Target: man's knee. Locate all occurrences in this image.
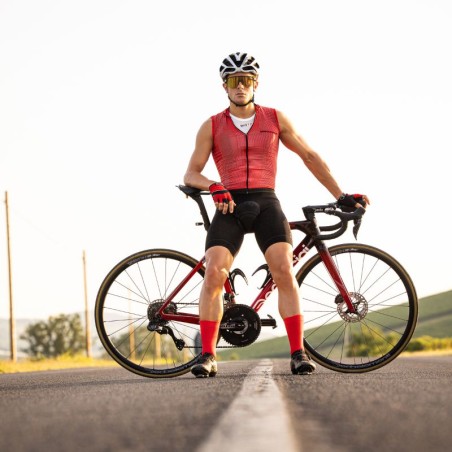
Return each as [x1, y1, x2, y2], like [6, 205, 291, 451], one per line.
[203, 261, 230, 293]
[271, 262, 294, 286]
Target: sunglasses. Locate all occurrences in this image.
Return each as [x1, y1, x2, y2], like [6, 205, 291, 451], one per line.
[225, 75, 256, 89]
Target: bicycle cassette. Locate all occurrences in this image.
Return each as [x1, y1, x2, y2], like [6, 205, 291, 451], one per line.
[219, 304, 261, 347]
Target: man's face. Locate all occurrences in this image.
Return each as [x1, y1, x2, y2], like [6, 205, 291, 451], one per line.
[223, 72, 258, 106]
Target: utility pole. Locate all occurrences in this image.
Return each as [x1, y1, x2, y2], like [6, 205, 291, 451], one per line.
[5, 191, 17, 362]
[82, 250, 92, 358]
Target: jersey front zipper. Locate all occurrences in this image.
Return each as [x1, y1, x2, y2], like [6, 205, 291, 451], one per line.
[245, 133, 249, 192]
[242, 119, 256, 193]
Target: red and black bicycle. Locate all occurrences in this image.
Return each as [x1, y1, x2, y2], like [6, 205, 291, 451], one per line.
[95, 185, 418, 377]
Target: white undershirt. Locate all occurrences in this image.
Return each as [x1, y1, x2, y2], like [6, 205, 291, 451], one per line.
[230, 113, 255, 134]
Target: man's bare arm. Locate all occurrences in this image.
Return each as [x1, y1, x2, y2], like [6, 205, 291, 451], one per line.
[183, 118, 216, 190]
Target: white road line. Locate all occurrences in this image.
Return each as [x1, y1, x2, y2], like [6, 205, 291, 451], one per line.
[196, 359, 300, 452]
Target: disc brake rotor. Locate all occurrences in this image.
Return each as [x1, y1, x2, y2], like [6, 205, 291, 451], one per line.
[335, 292, 368, 322]
[220, 304, 261, 347]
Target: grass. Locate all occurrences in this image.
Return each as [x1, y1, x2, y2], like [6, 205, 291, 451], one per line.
[0, 355, 117, 374]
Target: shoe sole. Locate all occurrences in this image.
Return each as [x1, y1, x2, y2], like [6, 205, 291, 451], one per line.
[292, 369, 314, 375]
[193, 372, 217, 378]
[191, 366, 217, 378]
[291, 365, 316, 375]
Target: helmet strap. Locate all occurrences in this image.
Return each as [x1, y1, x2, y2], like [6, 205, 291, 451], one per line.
[227, 91, 255, 108]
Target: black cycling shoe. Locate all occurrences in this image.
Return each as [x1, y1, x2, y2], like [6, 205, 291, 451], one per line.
[290, 349, 316, 375]
[191, 353, 218, 378]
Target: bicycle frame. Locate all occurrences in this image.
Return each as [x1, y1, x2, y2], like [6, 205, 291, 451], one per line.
[157, 218, 357, 325]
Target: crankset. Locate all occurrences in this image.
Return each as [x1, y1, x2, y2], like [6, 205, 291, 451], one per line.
[219, 304, 261, 347]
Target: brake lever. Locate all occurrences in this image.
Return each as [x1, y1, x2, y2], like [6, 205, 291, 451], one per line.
[352, 218, 362, 240]
[351, 206, 366, 239]
[330, 206, 365, 239]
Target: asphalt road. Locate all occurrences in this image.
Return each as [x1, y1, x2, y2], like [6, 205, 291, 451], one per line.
[1, 356, 451, 452]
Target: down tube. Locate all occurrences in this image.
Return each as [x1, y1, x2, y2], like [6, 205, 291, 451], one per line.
[250, 279, 278, 312]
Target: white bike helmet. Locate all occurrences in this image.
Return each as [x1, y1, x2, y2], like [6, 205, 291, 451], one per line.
[219, 52, 260, 81]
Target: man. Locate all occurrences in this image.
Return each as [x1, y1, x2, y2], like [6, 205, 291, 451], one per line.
[184, 52, 369, 378]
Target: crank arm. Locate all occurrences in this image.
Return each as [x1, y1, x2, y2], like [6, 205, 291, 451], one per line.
[220, 321, 246, 331]
[260, 314, 277, 329]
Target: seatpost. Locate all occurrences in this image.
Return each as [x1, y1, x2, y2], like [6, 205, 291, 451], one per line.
[191, 193, 211, 231]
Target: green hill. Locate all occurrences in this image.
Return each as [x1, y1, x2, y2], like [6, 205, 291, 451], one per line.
[219, 289, 452, 361]
[410, 290, 452, 338]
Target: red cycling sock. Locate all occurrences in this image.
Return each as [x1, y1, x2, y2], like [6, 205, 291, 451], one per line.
[200, 320, 220, 356]
[283, 314, 303, 354]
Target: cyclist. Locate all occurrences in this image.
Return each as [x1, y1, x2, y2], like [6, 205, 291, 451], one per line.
[183, 52, 369, 377]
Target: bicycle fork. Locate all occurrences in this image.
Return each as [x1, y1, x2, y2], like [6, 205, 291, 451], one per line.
[293, 235, 357, 314]
[317, 245, 357, 314]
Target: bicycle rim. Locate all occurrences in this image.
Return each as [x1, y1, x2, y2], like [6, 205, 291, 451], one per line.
[297, 243, 418, 373]
[95, 249, 204, 378]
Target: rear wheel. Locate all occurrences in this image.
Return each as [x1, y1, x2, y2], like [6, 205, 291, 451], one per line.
[95, 249, 204, 378]
[297, 244, 418, 373]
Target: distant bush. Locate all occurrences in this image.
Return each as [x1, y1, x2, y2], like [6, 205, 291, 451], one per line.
[406, 336, 452, 352]
[347, 329, 399, 357]
[347, 329, 452, 356]
[20, 313, 85, 359]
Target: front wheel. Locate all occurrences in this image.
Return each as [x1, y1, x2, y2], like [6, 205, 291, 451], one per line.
[95, 249, 205, 378]
[297, 244, 418, 373]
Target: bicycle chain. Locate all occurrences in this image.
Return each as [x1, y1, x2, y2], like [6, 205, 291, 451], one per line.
[170, 302, 256, 348]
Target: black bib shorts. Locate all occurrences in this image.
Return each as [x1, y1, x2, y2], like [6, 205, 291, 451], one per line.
[205, 189, 293, 257]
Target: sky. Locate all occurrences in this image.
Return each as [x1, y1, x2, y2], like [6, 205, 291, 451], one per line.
[1, 0, 451, 331]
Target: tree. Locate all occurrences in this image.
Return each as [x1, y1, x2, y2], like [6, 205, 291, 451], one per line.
[20, 313, 85, 358]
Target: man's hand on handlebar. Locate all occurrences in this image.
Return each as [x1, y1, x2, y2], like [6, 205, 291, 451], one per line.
[209, 182, 236, 214]
[337, 193, 371, 212]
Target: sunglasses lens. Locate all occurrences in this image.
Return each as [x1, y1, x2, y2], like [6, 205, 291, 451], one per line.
[226, 76, 254, 88]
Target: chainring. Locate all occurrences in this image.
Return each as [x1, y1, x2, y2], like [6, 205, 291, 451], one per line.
[219, 304, 261, 347]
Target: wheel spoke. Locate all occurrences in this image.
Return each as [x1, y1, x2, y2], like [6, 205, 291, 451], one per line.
[95, 250, 204, 377]
[299, 244, 418, 372]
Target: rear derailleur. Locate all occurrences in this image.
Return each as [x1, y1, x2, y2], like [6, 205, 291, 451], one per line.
[147, 300, 185, 350]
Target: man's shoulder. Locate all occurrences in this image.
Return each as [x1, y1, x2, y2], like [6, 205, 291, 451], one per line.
[255, 105, 281, 130]
[255, 104, 275, 112]
[256, 104, 280, 119]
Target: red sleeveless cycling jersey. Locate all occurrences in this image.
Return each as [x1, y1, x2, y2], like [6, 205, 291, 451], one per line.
[211, 105, 280, 190]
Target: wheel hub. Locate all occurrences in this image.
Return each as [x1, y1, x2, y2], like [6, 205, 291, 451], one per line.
[147, 300, 177, 327]
[335, 292, 368, 322]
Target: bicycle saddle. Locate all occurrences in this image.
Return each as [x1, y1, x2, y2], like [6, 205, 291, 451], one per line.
[235, 201, 260, 232]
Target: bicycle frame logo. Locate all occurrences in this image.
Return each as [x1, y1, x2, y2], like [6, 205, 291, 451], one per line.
[251, 244, 311, 311]
[293, 244, 311, 263]
[252, 282, 278, 311]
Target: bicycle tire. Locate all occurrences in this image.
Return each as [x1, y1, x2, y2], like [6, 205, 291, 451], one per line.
[95, 249, 205, 378]
[296, 243, 418, 373]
